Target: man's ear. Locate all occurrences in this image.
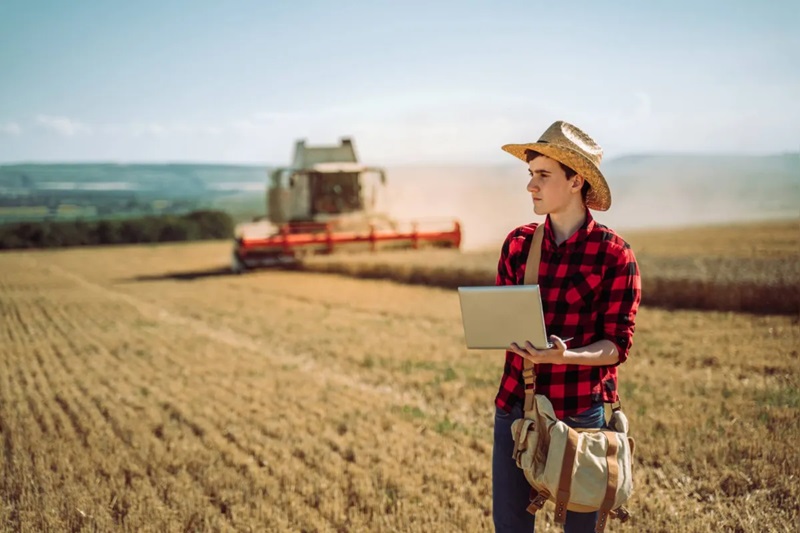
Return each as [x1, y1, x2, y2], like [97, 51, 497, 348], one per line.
[572, 175, 585, 193]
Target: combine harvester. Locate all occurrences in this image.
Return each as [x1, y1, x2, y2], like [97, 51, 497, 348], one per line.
[232, 138, 462, 272]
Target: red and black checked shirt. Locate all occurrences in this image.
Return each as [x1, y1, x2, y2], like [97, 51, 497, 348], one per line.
[494, 210, 642, 419]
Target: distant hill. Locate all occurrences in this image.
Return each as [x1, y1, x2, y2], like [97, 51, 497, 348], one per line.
[603, 152, 799, 195]
[0, 163, 270, 196]
[0, 163, 272, 224]
[0, 155, 796, 241]
[599, 153, 799, 231]
[2, 154, 795, 195]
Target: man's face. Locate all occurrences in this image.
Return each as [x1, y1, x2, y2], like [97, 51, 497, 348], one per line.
[526, 155, 579, 216]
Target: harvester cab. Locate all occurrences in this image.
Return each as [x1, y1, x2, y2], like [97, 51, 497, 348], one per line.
[232, 138, 461, 272]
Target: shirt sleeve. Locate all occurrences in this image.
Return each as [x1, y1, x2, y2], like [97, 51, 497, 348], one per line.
[495, 228, 519, 286]
[600, 245, 642, 365]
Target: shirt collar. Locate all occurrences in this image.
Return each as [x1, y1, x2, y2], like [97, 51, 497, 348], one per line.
[543, 209, 595, 251]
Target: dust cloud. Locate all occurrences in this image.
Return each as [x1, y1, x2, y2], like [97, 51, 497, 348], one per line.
[382, 164, 799, 252]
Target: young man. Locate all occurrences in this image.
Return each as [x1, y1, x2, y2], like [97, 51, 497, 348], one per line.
[492, 121, 641, 533]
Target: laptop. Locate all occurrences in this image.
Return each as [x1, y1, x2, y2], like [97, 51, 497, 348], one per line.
[457, 285, 552, 350]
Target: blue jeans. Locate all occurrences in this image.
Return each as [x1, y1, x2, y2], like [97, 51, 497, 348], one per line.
[492, 401, 606, 533]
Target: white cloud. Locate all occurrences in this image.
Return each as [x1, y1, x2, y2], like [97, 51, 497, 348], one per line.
[0, 122, 22, 135]
[229, 110, 321, 134]
[199, 125, 222, 135]
[632, 92, 653, 122]
[36, 115, 92, 136]
[130, 123, 168, 138]
[35, 115, 224, 139]
[95, 121, 222, 138]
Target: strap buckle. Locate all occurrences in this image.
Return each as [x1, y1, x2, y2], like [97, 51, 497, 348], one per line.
[525, 491, 548, 515]
[612, 506, 631, 523]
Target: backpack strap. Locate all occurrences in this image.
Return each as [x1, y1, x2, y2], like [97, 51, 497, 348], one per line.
[595, 431, 621, 533]
[523, 223, 545, 286]
[521, 223, 545, 414]
[554, 428, 580, 524]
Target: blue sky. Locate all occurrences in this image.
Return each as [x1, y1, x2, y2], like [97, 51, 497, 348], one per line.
[1, 0, 798, 164]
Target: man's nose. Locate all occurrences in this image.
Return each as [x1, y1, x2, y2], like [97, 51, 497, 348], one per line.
[526, 178, 538, 192]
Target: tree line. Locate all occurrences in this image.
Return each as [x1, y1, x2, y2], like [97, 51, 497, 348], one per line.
[0, 210, 233, 250]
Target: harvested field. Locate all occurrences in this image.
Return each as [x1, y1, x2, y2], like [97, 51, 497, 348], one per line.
[300, 219, 800, 314]
[0, 222, 798, 532]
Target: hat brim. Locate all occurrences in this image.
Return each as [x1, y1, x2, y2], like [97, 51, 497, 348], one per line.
[501, 142, 611, 211]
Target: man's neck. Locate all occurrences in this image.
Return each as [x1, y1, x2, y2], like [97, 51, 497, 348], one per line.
[549, 203, 587, 246]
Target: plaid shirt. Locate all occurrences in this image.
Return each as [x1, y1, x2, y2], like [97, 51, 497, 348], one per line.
[494, 210, 642, 419]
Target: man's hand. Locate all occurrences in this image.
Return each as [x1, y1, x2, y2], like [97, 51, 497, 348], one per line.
[509, 335, 569, 365]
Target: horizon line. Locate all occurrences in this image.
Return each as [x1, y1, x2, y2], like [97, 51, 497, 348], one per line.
[1, 150, 798, 168]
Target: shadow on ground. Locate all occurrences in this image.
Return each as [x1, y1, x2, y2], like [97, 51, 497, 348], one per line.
[120, 267, 243, 282]
[120, 262, 305, 283]
[119, 267, 285, 282]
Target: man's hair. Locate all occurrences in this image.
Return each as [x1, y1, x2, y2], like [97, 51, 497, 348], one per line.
[525, 149, 590, 201]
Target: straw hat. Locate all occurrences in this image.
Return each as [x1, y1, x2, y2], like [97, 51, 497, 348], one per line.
[501, 121, 611, 211]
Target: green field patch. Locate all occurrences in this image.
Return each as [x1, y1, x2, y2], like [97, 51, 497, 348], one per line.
[755, 386, 800, 409]
[0, 206, 49, 216]
[393, 404, 425, 419]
